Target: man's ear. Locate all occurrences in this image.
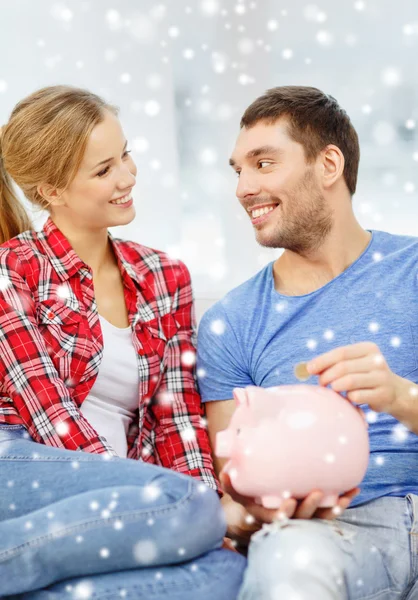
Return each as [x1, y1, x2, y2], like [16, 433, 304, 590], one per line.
[321, 144, 345, 190]
[37, 184, 66, 207]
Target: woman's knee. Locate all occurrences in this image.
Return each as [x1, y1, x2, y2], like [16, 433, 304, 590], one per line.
[170, 478, 227, 556]
[81, 471, 226, 559]
[113, 465, 226, 551]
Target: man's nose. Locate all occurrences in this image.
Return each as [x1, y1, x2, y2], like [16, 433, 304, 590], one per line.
[236, 171, 261, 200]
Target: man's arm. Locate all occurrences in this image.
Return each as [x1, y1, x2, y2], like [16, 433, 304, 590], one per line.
[205, 398, 236, 476]
[385, 375, 418, 434]
[206, 398, 264, 544]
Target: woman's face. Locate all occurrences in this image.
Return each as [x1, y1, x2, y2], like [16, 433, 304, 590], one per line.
[49, 110, 137, 231]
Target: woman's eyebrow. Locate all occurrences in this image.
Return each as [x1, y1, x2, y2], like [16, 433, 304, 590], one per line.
[91, 140, 128, 170]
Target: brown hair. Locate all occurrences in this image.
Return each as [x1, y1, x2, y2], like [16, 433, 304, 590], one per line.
[0, 85, 118, 244]
[240, 86, 360, 195]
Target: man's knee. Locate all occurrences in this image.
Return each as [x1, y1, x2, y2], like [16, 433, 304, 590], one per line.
[239, 520, 347, 600]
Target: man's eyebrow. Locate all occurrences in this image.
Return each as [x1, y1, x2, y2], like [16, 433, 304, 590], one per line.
[229, 145, 281, 167]
[91, 140, 128, 170]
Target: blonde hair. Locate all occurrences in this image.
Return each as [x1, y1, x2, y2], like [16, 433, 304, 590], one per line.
[0, 85, 118, 244]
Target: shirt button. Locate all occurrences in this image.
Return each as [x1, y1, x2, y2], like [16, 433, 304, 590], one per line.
[138, 348, 145, 356]
[47, 311, 55, 319]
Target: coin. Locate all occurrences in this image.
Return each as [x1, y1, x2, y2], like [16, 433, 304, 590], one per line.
[294, 362, 310, 381]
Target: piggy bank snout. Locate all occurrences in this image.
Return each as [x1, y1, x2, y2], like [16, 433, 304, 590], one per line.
[216, 430, 236, 457]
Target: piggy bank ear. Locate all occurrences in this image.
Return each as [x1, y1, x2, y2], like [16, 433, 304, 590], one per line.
[233, 387, 248, 407]
[246, 385, 263, 406]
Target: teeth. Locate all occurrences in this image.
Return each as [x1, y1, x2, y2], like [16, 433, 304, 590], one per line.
[251, 205, 276, 219]
[111, 192, 132, 205]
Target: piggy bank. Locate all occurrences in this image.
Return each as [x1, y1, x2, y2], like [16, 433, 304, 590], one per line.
[216, 385, 369, 508]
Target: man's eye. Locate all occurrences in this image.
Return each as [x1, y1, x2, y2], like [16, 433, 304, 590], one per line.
[259, 161, 271, 168]
[235, 171, 241, 178]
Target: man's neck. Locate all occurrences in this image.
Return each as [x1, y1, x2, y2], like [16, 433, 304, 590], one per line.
[273, 221, 372, 297]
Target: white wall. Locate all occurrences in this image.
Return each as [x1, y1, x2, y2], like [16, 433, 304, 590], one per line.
[1, 0, 417, 309]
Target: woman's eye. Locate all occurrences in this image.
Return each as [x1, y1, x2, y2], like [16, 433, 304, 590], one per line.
[97, 166, 110, 177]
[97, 151, 131, 177]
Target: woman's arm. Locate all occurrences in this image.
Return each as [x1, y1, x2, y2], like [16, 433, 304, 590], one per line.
[0, 247, 115, 454]
[150, 260, 221, 494]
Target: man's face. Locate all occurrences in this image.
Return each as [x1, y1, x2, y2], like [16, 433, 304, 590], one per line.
[229, 119, 333, 253]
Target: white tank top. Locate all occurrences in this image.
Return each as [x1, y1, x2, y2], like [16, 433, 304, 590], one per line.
[80, 315, 139, 457]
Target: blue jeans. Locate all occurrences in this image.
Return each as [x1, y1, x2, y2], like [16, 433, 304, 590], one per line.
[0, 425, 246, 599]
[238, 494, 418, 599]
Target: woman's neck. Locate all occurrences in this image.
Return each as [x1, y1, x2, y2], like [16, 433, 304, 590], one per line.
[51, 217, 117, 275]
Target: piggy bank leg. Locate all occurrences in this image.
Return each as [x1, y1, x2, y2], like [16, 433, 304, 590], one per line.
[318, 493, 339, 508]
[261, 495, 283, 509]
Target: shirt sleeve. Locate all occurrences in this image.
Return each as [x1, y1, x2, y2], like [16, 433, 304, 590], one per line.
[150, 260, 221, 494]
[196, 301, 254, 402]
[0, 248, 115, 455]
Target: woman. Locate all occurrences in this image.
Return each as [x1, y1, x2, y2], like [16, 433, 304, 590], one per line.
[0, 85, 245, 598]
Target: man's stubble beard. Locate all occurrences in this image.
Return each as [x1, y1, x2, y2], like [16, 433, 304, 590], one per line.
[255, 168, 333, 254]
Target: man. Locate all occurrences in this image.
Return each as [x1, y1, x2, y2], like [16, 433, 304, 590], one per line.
[197, 86, 418, 599]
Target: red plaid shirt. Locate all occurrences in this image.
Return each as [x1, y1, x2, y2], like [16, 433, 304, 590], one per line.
[0, 217, 219, 493]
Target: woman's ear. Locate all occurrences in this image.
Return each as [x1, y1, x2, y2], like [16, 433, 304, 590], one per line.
[321, 144, 345, 190]
[37, 184, 65, 207]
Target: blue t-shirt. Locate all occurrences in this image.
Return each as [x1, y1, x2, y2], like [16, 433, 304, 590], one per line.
[197, 230, 418, 507]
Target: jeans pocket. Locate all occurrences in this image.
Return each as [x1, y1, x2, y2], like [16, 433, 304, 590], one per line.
[406, 493, 416, 528]
[0, 424, 27, 443]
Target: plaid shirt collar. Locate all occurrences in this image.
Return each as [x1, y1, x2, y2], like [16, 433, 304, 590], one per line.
[39, 217, 146, 290]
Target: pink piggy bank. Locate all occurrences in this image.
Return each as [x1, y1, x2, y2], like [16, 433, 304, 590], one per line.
[216, 384, 369, 508]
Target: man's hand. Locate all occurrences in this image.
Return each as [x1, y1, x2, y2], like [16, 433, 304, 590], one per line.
[221, 536, 240, 552]
[307, 341, 401, 413]
[221, 495, 261, 545]
[220, 470, 359, 541]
